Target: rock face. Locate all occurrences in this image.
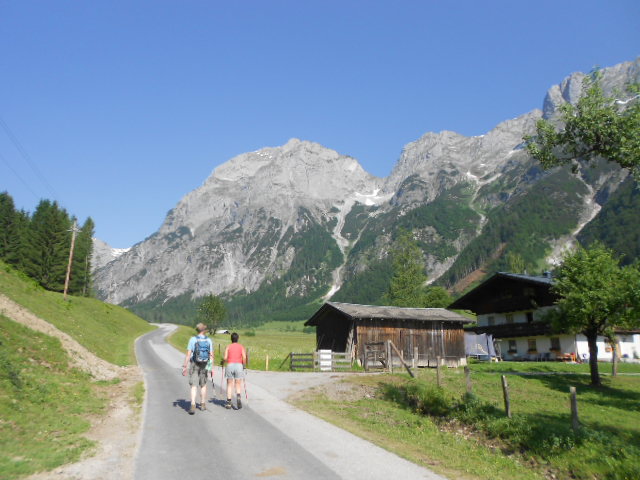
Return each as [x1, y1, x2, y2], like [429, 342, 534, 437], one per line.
[94, 59, 640, 311]
[95, 139, 385, 304]
[91, 238, 129, 271]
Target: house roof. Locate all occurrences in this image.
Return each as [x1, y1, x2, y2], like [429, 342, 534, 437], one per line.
[448, 271, 557, 313]
[305, 301, 474, 326]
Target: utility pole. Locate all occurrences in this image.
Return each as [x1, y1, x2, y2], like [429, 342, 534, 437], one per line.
[63, 220, 80, 301]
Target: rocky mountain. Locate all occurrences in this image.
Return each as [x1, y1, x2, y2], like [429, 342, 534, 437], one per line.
[93, 59, 639, 324]
[91, 238, 129, 271]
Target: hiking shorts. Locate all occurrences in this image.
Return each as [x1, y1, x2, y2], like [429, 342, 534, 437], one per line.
[188, 361, 209, 387]
[225, 363, 245, 379]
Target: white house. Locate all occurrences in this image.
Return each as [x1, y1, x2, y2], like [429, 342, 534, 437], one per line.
[449, 272, 640, 362]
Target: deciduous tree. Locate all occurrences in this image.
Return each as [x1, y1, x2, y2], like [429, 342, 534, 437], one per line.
[197, 294, 227, 334]
[550, 243, 640, 386]
[525, 72, 640, 181]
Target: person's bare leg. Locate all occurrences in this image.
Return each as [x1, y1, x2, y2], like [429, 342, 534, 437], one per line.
[235, 378, 243, 408]
[200, 384, 207, 410]
[225, 378, 233, 408]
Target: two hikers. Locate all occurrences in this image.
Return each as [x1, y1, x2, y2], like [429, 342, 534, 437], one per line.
[182, 323, 214, 415]
[223, 332, 247, 409]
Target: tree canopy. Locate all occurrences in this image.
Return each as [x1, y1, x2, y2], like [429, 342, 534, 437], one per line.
[550, 243, 640, 385]
[524, 72, 640, 181]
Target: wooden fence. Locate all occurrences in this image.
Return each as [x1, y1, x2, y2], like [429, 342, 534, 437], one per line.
[281, 351, 353, 371]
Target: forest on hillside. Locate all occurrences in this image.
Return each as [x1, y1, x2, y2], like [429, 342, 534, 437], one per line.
[0, 191, 94, 296]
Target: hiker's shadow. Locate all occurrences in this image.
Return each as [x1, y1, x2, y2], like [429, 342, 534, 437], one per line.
[173, 399, 192, 413]
[172, 397, 228, 411]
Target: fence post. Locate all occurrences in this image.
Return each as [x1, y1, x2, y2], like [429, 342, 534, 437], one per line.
[570, 386, 580, 431]
[265, 354, 269, 371]
[464, 366, 472, 395]
[387, 340, 393, 374]
[436, 356, 442, 387]
[501, 375, 511, 418]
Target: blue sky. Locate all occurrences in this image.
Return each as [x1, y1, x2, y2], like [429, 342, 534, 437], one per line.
[1, 1, 638, 248]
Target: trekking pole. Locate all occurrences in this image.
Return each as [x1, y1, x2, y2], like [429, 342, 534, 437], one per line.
[244, 368, 248, 402]
[220, 366, 225, 397]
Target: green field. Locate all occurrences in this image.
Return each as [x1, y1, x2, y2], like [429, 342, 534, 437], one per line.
[293, 361, 640, 480]
[0, 262, 154, 479]
[168, 321, 316, 370]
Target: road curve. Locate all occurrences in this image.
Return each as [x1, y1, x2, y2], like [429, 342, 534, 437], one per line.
[134, 325, 445, 480]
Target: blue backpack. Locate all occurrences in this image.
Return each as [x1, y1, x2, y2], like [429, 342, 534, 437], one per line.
[192, 337, 211, 364]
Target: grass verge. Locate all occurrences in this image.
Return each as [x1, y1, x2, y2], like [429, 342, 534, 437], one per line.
[0, 316, 108, 479]
[292, 362, 640, 480]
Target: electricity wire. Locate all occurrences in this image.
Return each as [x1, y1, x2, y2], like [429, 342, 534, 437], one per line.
[0, 116, 59, 199]
[0, 150, 41, 200]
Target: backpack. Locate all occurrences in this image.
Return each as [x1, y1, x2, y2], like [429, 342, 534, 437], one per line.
[192, 336, 211, 364]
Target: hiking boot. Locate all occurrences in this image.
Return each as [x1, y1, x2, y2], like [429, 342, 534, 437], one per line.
[236, 394, 242, 409]
[189, 403, 196, 415]
[225, 399, 232, 409]
[200, 402, 207, 411]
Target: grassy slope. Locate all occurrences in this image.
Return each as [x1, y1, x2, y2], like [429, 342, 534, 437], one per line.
[293, 362, 640, 480]
[0, 263, 154, 479]
[0, 316, 106, 479]
[0, 263, 154, 365]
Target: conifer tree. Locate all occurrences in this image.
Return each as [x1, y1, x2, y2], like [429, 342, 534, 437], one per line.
[70, 217, 95, 296]
[5, 209, 30, 269]
[383, 231, 428, 307]
[0, 192, 17, 260]
[24, 200, 72, 291]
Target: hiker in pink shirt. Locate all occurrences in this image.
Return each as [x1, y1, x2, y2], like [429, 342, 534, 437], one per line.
[223, 332, 246, 409]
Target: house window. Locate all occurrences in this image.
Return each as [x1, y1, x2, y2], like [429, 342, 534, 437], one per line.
[487, 316, 495, 326]
[506, 314, 514, 324]
[523, 287, 535, 297]
[508, 339, 517, 353]
[527, 338, 537, 352]
[526, 312, 534, 323]
[550, 337, 561, 351]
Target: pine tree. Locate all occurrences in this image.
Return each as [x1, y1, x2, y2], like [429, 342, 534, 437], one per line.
[70, 217, 95, 296]
[5, 209, 30, 269]
[383, 231, 428, 307]
[0, 192, 17, 260]
[24, 200, 72, 291]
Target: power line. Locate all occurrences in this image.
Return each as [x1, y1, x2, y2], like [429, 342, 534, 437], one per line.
[0, 150, 41, 200]
[0, 116, 59, 199]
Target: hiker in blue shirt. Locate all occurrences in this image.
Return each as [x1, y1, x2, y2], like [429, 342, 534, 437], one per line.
[182, 323, 214, 415]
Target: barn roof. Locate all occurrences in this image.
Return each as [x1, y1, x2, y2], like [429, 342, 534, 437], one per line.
[305, 301, 474, 326]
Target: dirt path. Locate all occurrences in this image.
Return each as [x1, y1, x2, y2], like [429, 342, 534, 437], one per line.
[0, 293, 143, 480]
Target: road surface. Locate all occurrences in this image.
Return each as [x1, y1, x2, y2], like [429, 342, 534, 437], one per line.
[134, 325, 445, 480]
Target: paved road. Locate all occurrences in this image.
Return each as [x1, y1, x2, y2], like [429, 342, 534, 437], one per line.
[134, 325, 445, 480]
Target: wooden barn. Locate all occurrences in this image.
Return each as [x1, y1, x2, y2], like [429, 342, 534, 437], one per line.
[305, 302, 473, 367]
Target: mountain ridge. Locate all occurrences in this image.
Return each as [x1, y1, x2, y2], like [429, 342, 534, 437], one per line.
[93, 58, 640, 324]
